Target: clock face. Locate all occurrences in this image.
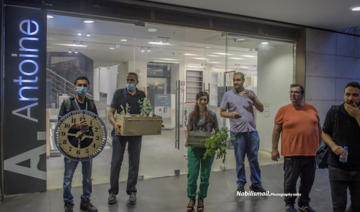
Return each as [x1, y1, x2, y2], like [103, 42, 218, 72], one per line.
[54, 110, 107, 161]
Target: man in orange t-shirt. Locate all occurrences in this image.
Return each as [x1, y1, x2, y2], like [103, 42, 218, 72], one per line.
[271, 84, 321, 212]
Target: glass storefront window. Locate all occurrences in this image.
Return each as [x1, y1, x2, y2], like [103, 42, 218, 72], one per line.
[46, 13, 295, 190]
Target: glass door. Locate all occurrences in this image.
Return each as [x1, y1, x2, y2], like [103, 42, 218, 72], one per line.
[133, 23, 186, 179]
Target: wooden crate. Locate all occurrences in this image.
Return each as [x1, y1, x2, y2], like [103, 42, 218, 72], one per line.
[115, 114, 162, 136]
[187, 131, 212, 148]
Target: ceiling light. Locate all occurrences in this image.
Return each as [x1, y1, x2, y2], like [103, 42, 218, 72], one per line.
[184, 53, 195, 56]
[77, 33, 82, 36]
[205, 47, 211, 48]
[216, 53, 232, 55]
[230, 57, 243, 60]
[83, 20, 94, 23]
[121, 39, 127, 42]
[243, 55, 255, 57]
[109, 47, 115, 50]
[68, 48, 72, 53]
[153, 60, 179, 63]
[208, 55, 219, 57]
[351, 6, 360, 11]
[75, 49, 78, 54]
[195, 58, 208, 60]
[147, 48, 151, 52]
[158, 58, 176, 60]
[236, 38, 245, 42]
[86, 34, 91, 37]
[240, 66, 249, 68]
[261, 42, 269, 45]
[47, 15, 54, 19]
[148, 41, 170, 45]
[60, 44, 87, 47]
[148, 28, 157, 32]
[209, 62, 220, 64]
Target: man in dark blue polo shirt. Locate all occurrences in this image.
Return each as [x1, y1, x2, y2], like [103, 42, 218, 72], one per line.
[107, 72, 146, 205]
[322, 82, 360, 212]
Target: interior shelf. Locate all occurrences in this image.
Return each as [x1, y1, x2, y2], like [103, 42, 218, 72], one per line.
[186, 70, 203, 101]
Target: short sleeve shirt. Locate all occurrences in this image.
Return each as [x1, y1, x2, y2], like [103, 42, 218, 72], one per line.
[187, 111, 219, 133]
[110, 88, 146, 114]
[275, 103, 320, 157]
[220, 88, 258, 132]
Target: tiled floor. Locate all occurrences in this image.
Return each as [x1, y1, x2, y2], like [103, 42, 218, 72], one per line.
[0, 164, 340, 212]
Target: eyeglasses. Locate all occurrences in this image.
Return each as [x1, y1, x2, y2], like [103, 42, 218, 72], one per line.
[289, 91, 301, 95]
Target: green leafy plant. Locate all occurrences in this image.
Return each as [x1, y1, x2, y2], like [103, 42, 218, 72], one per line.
[119, 105, 125, 115]
[200, 127, 235, 163]
[140, 98, 153, 117]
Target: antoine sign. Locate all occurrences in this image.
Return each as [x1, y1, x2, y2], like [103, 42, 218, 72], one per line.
[3, 6, 47, 195]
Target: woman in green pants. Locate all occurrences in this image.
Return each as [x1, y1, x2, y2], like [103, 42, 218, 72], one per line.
[185, 91, 219, 211]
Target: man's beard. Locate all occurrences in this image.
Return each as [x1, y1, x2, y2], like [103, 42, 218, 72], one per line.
[345, 100, 360, 107]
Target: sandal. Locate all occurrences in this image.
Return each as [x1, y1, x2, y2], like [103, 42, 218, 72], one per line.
[187, 199, 195, 211]
[197, 198, 204, 211]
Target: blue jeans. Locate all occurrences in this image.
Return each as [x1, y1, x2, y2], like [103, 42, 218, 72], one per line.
[231, 131, 262, 187]
[63, 157, 92, 204]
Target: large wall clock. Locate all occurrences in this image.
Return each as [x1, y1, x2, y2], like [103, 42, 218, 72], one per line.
[54, 110, 107, 161]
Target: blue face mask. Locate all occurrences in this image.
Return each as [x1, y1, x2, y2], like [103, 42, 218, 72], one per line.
[76, 87, 88, 97]
[126, 83, 136, 91]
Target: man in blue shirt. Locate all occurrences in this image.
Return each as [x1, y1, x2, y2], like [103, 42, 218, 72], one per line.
[220, 72, 265, 193]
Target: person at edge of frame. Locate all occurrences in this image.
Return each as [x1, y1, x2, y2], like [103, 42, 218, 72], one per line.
[322, 82, 360, 212]
[107, 72, 146, 205]
[185, 91, 219, 211]
[58, 75, 98, 212]
[272, 84, 321, 212]
[219, 72, 266, 193]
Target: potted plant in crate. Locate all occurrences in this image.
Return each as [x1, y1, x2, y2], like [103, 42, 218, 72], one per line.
[200, 127, 235, 163]
[115, 98, 163, 135]
[140, 98, 164, 128]
[140, 98, 153, 117]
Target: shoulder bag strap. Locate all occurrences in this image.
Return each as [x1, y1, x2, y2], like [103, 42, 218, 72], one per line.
[332, 105, 340, 139]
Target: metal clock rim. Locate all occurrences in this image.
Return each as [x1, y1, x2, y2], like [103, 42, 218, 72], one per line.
[54, 110, 107, 162]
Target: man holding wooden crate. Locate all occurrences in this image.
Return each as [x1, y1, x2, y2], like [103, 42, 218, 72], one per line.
[107, 72, 146, 205]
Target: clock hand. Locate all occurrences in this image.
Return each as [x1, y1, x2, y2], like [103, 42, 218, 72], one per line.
[67, 133, 77, 137]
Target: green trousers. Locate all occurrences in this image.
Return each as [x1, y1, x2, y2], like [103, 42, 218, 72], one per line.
[187, 146, 215, 199]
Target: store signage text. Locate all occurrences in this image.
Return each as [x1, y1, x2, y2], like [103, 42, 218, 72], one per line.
[3, 6, 47, 195]
[12, 19, 40, 122]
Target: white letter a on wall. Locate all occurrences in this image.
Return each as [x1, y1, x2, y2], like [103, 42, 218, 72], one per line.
[12, 102, 38, 122]
[4, 145, 46, 180]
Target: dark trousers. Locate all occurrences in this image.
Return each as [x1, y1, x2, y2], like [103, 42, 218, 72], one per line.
[283, 156, 316, 206]
[329, 166, 360, 212]
[109, 134, 142, 195]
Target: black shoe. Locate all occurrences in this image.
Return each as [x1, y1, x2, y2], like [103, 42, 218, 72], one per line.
[64, 203, 74, 212]
[80, 199, 97, 212]
[128, 192, 136, 205]
[286, 205, 297, 212]
[249, 184, 266, 192]
[108, 193, 117, 204]
[237, 186, 245, 192]
[298, 205, 316, 212]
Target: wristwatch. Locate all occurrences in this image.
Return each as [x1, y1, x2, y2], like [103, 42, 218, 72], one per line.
[251, 96, 255, 100]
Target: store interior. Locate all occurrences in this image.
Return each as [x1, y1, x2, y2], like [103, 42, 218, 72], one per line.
[46, 14, 294, 190]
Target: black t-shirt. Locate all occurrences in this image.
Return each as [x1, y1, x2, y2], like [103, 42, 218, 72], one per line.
[58, 97, 98, 120]
[110, 88, 146, 114]
[322, 104, 360, 171]
[58, 97, 98, 149]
